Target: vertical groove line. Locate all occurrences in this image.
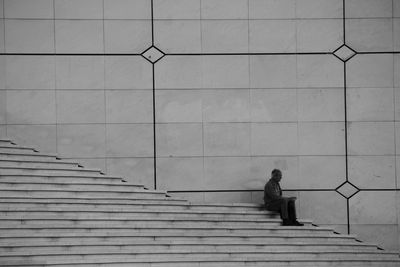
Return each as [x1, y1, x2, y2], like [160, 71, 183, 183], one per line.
[152, 63, 156, 190]
[3, 0, 7, 136]
[53, 0, 58, 154]
[343, 0, 346, 44]
[151, 0, 154, 46]
[344, 62, 348, 182]
[347, 198, 351, 234]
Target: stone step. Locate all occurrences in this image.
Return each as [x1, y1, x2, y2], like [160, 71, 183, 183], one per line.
[0, 146, 39, 154]
[2, 246, 395, 257]
[0, 188, 170, 199]
[0, 217, 308, 228]
[0, 182, 145, 191]
[0, 242, 381, 254]
[0, 141, 17, 147]
[0, 159, 82, 169]
[0, 175, 125, 184]
[1, 259, 398, 267]
[0, 211, 287, 222]
[0, 152, 62, 161]
[0, 206, 276, 217]
[0, 166, 104, 176]
[1, 251, 398, 265]
[0, 233, 367, 248]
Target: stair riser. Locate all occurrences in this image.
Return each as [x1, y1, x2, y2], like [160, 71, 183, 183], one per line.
[0, 183, 143, 192]
[0, 191, 166, 199]
[0, 148, 37, 154]
[0, 169, 101, 176]
[0, 161, 80, 169]
[0, 245, 381, 254]
[0, 212, 275, 220]
[0, 154, 59, 161]
[1, 253, 397, 264]
[0, 176, 124, 184]
[0, 142, 17, 148]
[0, 220, 285, 228]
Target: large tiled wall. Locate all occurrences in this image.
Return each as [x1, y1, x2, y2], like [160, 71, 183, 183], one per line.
[0, 0, 399, 251]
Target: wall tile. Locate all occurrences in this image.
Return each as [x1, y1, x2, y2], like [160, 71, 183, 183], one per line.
[299, 191, 347, 224]
[155, 90, 203, 123]
[298, 89, 344, 122]
[347, 55, 393, 88]
[347, 88, 394, 121]
[157, 157, 204, 190]
[202, 56, 249, 89]
[296, 0, 342, 18]
[350, 191, 396, 224]
[56, 56, 104, 90]
[105, 0, 151, 19]
[4, 0, 53, 18]
[201, 21, 248, 53]
[57, 90, 105, 124]
[0, 125, 6, 138]
[6, 124, 57, 154]
[0, 20, 4, 53]
[154, 20, 201, 53]
[396, 122, 400, 156]
[104, 20, 152, 53]
[153, 0, 200, 19]
[57, 124, 105, 158]
[395, 56, 400, 88]
[349, 156, 396, 189]
[0, 90, 5, 124]
[249, 20, 296, 53]
[250, 56, 296, 88]
[6, 56, 55, 90]
[156, 123, 203, 157]
[106, 90, 153, 123]
[250, 156, 298, 190]
[251, 123, 298, 156]
[204, 123, 250, 156]
[106, 124, 153, 157]
[55, 20, 103, 53]
[204, 157, 251, 190]
[345, 0, 392, 18]
[155, 56, 202, 89]
[346, 19, 393, 52]
[394, 19, 400, 51]
[204, 191, 252, 203]
[395, 0, 400, 17]
[249, 0, 295, 19]
[7, 90, 56, 124]
[55, 0, 102, 19]
[298, 122, 345, 155]
[396, 87, 400, 121]
[5, 20, 54, 53]
[201, 0, 248, 19]
[0, 0, 3, 19]
[348, 122, 395, 155]
[297, 19, 343, 52]
[0, 56, 4, 89]
[106, 157, 154, 188]
[351, 224, 398, 251]
[203, 90, 250, 122]
[250, 89, 297, 122]
[297, 55, 343, 88]
[298, 156, 345, 189]
[105, 57, 152, 89]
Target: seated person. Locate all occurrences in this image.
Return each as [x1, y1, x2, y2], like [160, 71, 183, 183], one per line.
[264, 169, 303, 226]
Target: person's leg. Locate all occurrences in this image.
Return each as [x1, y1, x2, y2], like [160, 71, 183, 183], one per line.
[288, 200, 303, 226]
[266, 199, 290, 225]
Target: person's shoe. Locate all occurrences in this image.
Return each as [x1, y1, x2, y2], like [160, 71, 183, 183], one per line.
[282, 219, 292, 226]
[292, 220, 304, 226]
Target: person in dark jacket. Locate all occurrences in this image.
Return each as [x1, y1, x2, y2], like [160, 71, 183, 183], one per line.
[264, 169, 303, 226]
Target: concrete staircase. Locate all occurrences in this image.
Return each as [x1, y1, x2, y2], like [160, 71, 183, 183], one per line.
[0, 138, 399, 266]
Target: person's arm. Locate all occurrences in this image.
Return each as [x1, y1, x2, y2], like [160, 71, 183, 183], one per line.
[265, 183, 283, 200]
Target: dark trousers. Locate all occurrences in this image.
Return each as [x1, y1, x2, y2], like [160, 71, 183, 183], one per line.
[265, 198, 297, 221]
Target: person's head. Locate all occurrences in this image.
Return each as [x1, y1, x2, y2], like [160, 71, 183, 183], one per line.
[271, 169, 282, 182]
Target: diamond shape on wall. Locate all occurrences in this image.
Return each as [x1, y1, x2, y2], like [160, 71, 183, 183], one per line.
[336, 181, 360, 199]
[333, 44, 357, 62]
[141, 46, 165, 64]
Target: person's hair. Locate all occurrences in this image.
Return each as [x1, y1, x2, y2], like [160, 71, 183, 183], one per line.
[271, 169, 281, 176]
